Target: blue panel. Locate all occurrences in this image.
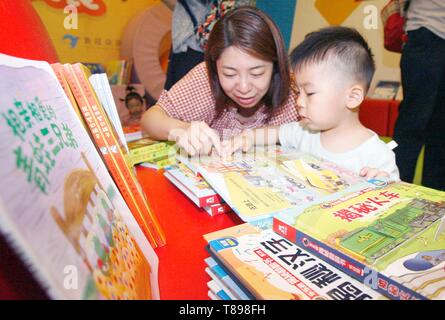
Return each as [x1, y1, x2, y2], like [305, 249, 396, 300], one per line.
[256, 0, 298, 50]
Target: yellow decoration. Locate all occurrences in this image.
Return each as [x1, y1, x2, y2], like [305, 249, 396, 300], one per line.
[314, 0, 361, 25]
[32, 0, 159, 65]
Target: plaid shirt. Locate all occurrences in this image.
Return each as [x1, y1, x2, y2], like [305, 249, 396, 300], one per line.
[158, 62, 300, 140]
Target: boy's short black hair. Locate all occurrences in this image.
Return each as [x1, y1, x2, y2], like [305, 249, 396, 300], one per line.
[290, 26, 375, 92]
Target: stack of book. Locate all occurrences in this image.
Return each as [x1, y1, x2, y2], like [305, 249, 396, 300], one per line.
[203, 223, 385, 300]
[177, 146, 445, 300]
[204, 256, 253, 300]
[273, 181, 445, 300]
[127, 137, 177, 169]
[163, 163, 232, 216]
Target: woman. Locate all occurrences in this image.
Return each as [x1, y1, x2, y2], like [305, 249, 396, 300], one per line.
[141, 6, 299, 156]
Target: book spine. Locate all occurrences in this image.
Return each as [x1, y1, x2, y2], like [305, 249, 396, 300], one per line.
[51, 63, 83, 122]
[272, 217, 425, 300]
[129, 142, 170, 155]
[204, 203, 231, 216]
[130, 147, 175, 165]
[205, 267, 238, 300]
[205, 257, 251, 300]
[199, 194, 223, 208]
[155, 157, 176, 169]
[63, 63, 165, 248]
[207, 280, 231, 300]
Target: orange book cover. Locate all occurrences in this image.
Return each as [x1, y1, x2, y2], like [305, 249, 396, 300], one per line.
[62, 63, 166, 248]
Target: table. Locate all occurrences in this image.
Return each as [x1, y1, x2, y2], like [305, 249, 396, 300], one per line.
[0, 166, 242, 300]
[136, 166, 242, 299]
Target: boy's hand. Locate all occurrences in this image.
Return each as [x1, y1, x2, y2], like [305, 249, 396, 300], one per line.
[169, 121, 222, 156]
[220, 130, 254, 158]
[360, 167, 390, 179]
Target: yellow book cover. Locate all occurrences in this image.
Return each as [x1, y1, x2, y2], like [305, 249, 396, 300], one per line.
[274, 181, 445, 300]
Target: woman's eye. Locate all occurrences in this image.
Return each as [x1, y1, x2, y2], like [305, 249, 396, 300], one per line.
[251, 73, 264, 78]
[307, 92, 315, 96]
[224, 74, 236, 78]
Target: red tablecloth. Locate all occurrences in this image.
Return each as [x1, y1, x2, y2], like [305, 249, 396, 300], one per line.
[136, 166, 242, 299]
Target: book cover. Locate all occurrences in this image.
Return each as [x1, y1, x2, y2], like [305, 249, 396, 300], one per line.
[62, 63, 165, 248]
[273, 181, 445, 300]
[106, 60, 127, 85]
[203, 223, 384, 300]
[164, 163, 222, 208]
[180, 146, 369, 227]
[0, 53, 159, 299]
[82, 62, 106, 75]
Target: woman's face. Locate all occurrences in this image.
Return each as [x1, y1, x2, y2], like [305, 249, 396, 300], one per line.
[216, 46, 273, 111]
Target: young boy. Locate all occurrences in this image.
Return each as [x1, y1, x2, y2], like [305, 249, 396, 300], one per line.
[222, 26, 400, 181]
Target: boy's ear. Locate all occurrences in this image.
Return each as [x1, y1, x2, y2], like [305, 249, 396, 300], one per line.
[345, 85, 365, 110]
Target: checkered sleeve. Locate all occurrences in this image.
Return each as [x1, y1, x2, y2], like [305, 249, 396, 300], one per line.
[157, 62, 217, 124]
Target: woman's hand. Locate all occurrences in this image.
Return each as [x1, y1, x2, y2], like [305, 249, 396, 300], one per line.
[220, 130, 255, 158]
[360, 167, 390, 179]
[169, 121, 222, 156]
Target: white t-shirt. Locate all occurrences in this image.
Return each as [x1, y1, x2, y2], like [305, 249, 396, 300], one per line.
[279, 122, 400, 181]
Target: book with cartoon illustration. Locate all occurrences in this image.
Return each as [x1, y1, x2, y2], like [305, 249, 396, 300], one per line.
[273, 181, 445, 300]
[179, 146, 371, 227]
[0, 53, 160, 299]
[204, 223, 384, 300]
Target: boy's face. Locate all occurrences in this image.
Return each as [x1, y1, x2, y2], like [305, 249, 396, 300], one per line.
[294, 62, 351, 132]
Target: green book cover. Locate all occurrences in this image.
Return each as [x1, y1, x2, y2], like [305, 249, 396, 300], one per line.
[275, 181, 445, 299]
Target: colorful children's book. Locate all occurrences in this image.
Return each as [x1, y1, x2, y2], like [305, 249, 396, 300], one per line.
[0, 53, 159, 299]
[180, 146, 370, 227]
[204, 223, 384, 300]
[273, 181, 445, 300]
[164, 163, 223, 208]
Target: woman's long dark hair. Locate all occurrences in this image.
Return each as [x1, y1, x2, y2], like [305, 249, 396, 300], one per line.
[205, 6, 290, 119]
